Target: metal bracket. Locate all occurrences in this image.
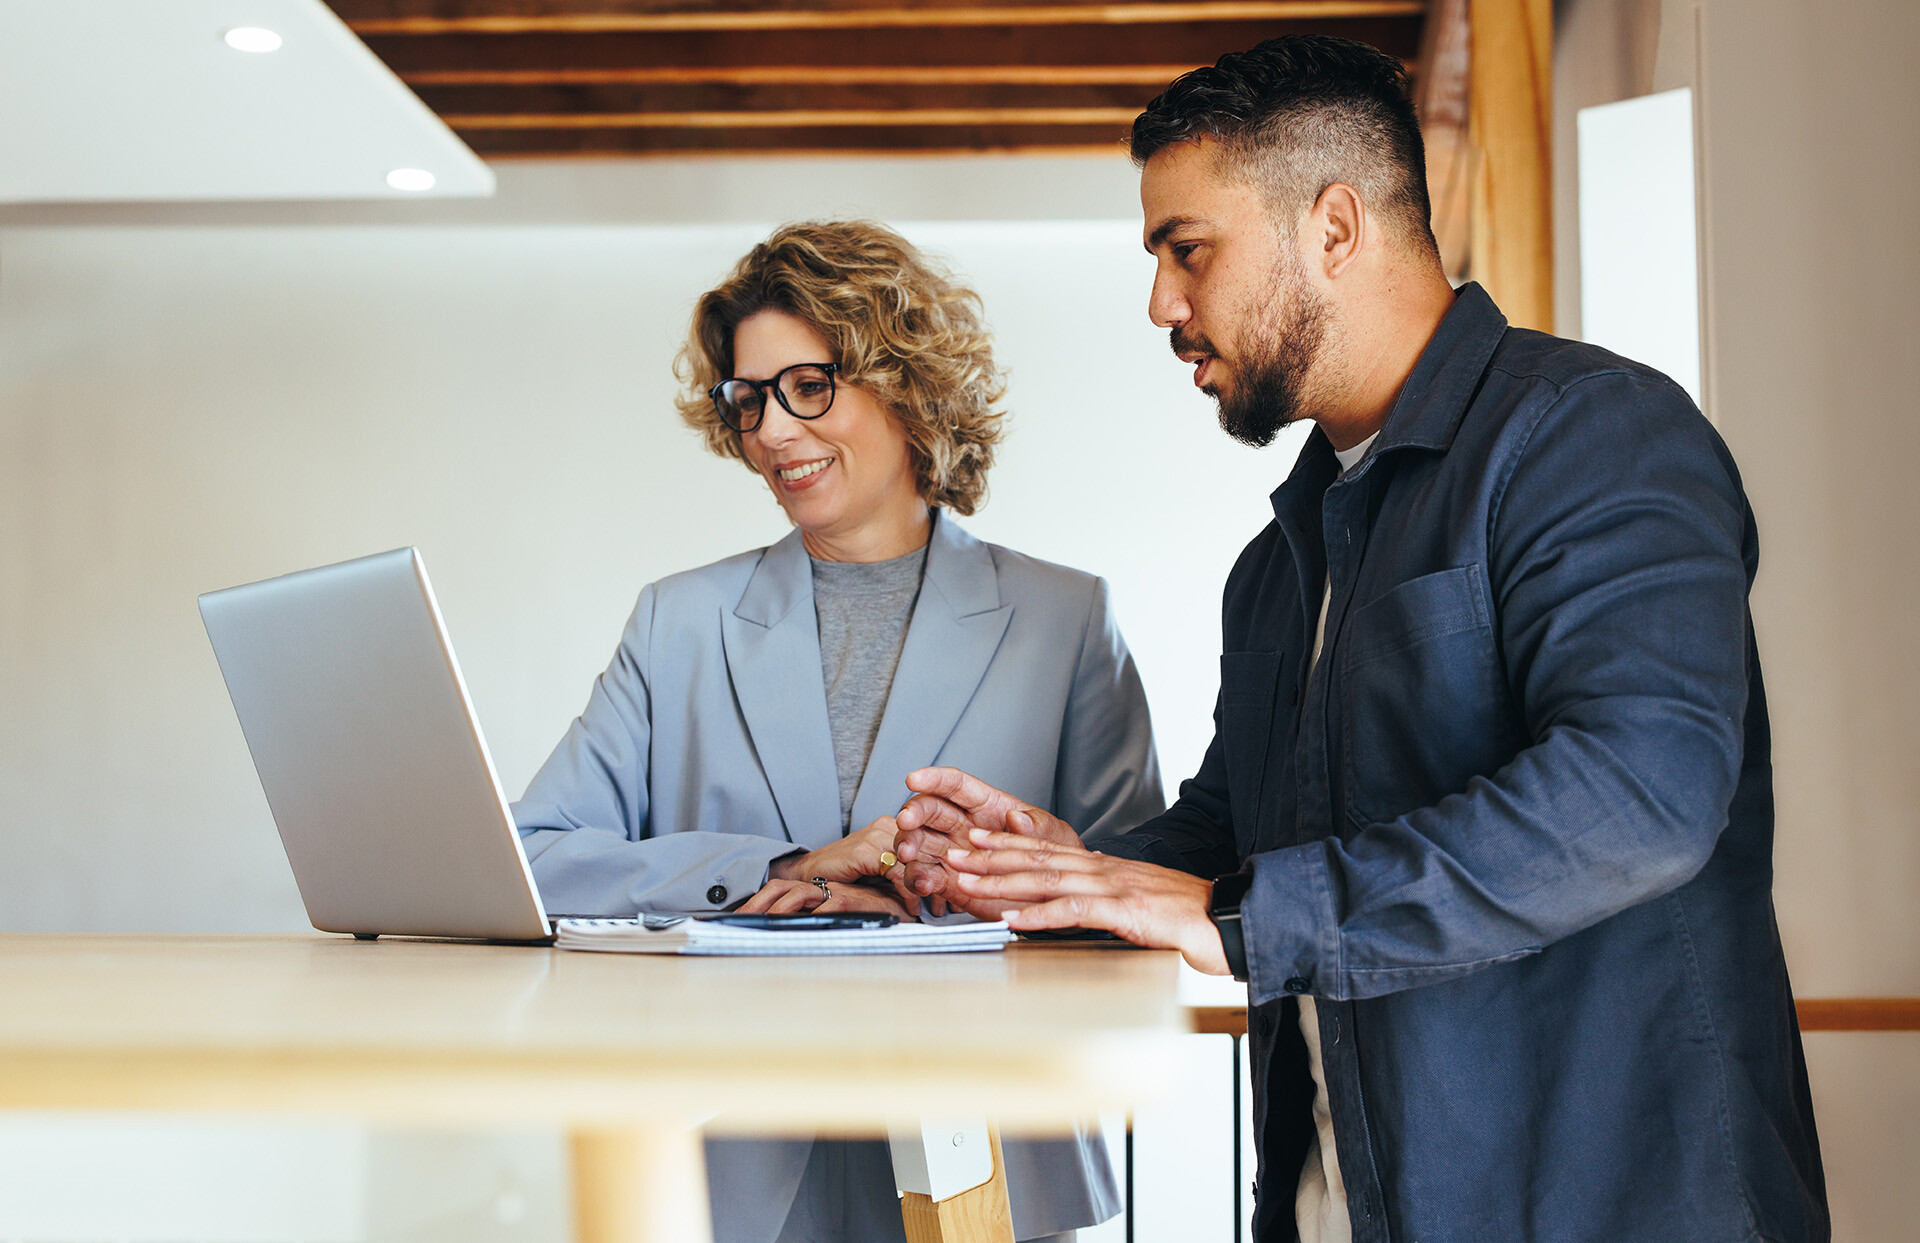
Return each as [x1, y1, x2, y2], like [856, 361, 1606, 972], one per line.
[886, 1116, 993, 1202]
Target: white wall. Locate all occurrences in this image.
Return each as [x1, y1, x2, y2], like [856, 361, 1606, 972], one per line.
[1692, 0, 1920, 999]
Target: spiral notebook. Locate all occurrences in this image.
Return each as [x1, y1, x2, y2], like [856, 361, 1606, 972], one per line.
[554, 917, 1013, 956]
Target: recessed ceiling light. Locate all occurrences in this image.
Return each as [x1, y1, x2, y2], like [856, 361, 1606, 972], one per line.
[386, 168, 437, 192]
[223, 27, 283, 53]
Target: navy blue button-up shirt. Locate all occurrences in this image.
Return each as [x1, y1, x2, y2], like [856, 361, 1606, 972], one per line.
[1102, 285, 1827, 1242]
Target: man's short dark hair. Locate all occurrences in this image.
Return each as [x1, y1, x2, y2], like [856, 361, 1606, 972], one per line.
[1131, 35, 1438, 257]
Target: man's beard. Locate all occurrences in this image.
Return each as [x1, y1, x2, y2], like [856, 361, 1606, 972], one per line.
[1174, 258, 1332, 449]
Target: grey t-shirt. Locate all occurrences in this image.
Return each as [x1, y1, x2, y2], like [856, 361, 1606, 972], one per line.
[810, 544, 928, 832]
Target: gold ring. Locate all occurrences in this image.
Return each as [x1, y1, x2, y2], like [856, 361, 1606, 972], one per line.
[878, 851, 898, 870]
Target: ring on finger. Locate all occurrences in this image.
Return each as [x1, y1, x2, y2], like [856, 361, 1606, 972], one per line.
[878, 851, 898, 870]
[809, 877, 832, 899]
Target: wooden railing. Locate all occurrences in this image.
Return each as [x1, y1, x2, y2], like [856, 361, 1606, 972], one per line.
[1189, 998, 1920, 1036]
[1793, 998, 1920, 1031]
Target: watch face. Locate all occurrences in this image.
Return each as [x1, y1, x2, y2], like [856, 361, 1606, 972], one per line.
[1210, 870, 1254, 915]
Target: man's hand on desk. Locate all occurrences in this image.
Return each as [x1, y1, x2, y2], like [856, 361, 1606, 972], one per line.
[893, 767, 1231, 975]
[892, 767, 1080, 917]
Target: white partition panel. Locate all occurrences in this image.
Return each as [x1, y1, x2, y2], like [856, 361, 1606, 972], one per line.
[1577, 88, 1702, 405]
[0, 1115, 365, 1242]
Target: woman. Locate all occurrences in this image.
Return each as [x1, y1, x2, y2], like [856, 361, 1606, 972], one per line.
[512, 221, 1163, 1243]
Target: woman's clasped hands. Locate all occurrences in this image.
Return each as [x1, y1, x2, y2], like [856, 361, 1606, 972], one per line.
[736, 816, 921, 917]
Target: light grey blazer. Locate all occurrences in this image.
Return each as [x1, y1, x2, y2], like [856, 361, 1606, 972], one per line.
[512, 511, 1164, 1242]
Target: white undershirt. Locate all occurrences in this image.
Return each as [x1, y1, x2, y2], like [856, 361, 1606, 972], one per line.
[1296, 431, 1376, 1243]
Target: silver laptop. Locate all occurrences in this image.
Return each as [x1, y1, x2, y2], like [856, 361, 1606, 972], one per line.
[199, 548, 552, 942]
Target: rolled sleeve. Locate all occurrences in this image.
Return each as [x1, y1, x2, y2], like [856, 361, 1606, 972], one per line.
[1243, 842, 1341, 1004]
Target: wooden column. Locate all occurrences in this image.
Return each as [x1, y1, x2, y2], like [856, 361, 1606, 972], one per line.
[898, 1125, 1016, 1243]
[1468, 0, 1555, 331]
[1417, 0, 1474, 281]
[571, 1125, 714, 1243]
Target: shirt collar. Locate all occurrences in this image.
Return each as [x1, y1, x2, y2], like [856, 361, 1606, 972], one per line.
[1268, 282, 1507, 522]
[1366, 281, 1508, 458]
[1334, 431, 1379, 474]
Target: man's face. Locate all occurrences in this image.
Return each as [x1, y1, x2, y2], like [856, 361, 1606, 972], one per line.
[1141, 140, 1332, 447]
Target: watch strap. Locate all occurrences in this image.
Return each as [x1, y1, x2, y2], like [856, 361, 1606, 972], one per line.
[1208, 870, 1254, 982]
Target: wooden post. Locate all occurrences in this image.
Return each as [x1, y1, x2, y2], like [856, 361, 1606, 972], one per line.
[898, 1125, 1016, 1243]
[1417, 0, 1475, 281]
[571, 1125, 714, 1243]
[1468, 0, 1555, 331]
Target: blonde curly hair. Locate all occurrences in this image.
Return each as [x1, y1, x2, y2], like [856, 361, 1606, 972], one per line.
[674, 220, 1007, 516]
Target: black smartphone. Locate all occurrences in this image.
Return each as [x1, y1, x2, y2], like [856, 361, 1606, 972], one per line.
[700, 912, 899, 930]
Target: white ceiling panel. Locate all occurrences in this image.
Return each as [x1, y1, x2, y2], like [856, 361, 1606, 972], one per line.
[0, 0, 494, 203]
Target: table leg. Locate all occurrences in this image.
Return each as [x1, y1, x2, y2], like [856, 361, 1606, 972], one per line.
[898, 1125, 1015, 1243]
[570, 1124, 713, 1243]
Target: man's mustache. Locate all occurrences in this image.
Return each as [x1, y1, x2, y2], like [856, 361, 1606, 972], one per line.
[1170, 327, 1217, 360]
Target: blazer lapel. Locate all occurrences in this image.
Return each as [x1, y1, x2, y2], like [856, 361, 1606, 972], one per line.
[850, 514, 1013, 828]
[720, 530, 844, 851]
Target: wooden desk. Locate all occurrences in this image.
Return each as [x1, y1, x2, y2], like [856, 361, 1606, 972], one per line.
[0, 934, 1187, 1242]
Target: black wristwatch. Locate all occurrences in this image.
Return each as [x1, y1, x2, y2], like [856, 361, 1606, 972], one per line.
[1208, 870, 1254, 982]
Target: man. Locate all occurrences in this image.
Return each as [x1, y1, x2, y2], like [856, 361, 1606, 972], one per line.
[890, 35, 1828, 1243]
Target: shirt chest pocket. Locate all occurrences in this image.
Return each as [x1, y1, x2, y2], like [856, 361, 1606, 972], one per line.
[1338, 565, 1513, 826]
[1219, 651, 1287, 848]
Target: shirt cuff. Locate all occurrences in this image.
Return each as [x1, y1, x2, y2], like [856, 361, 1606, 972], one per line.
[1242, 842, 1342, 1006]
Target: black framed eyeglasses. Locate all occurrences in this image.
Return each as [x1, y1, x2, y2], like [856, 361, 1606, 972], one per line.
[708, 362, 840, 433]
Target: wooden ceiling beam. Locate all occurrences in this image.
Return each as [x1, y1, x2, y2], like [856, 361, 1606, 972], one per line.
[340, 3, 1426, 35]
[459, 122, 1140, 155]
[358, 20, 1426, 74]
[413, 80, 1176, 114]
[444, 107, 1145, 127]
[400, 64, 1212, 85]
[418, 83, 1167, 119]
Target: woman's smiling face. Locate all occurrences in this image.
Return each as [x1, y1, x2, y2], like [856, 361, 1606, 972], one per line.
[731, 310, 927, 560]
